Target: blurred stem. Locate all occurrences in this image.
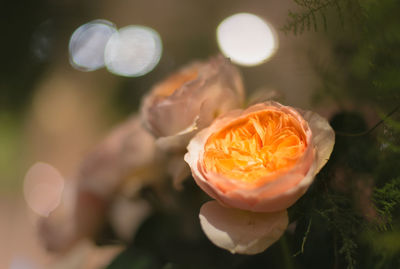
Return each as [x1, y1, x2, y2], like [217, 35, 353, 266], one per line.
[335, 104, 400, 137]
[279, 235, 294, 269]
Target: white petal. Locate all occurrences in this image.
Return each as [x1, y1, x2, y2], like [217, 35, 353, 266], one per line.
[302, 111, 335, 173]
[199, 201, 288, 255]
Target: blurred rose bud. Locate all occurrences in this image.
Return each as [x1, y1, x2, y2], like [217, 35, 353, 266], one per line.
[185, 101, 335, 254]
[47, 240, 123, 269]
[78, 116, 164, 198]
[39, 115, 164, 252]
[140, 55, 245, 152]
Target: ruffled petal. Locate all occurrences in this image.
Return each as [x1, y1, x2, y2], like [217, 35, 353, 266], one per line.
[199, 200, 288, 254]
[302, 110, 335, 174]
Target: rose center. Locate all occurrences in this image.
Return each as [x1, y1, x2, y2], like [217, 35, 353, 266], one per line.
[153, 69, 198, 98]
[203, 110, 308, 184]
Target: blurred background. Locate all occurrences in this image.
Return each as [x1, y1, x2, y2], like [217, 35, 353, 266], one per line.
[1, 0, 400, 268]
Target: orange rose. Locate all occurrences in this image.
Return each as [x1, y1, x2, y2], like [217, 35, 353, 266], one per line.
[185, 101, 334, 254]
[140, 55, 244, 152]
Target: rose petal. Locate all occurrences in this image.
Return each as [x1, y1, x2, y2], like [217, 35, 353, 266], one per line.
[199, 200, 288, 254]
[156, 132, 193, 153]
[155, 116, 199, 153]
[38, 179, 78, 252]
[109, 196, 151, 241]
[167, 154, 191, 190]
[78, 115, 159, 198]
[302, 110, 335, 174]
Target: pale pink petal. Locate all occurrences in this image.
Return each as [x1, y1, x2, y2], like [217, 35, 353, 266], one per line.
[302, 110, 335, 173]
[143, 89, 203, 137]
[77, 117, 139, 197]
[199, 201, 288, 254]
[120, 117, 160, 170]
[38, 178, 79, 252]
[167, 154, 191, 190]
[140, 55, 244, 150]
[109, 196, 151, 241]
[78, 115, 159, 198]
[39, 115, 163, 253]
[47, 241, 123, 269]
[155, 120, 198, 153]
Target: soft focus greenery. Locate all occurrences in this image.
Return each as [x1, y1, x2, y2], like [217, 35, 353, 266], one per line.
[284, 0, 400, 268]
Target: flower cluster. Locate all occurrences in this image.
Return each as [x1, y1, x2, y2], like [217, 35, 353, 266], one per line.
[141, 55, 334, 254]
[40, 55, 334, 256]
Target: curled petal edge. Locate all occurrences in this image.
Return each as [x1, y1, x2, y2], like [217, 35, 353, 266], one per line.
[199, 200, 288, 254]
[302, 110, 335, 174]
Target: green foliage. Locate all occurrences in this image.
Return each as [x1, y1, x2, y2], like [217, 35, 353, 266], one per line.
[373, 177, 400, 230]
[282, 0, 363, 34]
[365, 229, 400, 261]
[358, 226, 400, 268]
[316, 193, 361, 269]
[0, 112, 25, 193]
[283, 0, 336, 34]
[285, 0, 400, 267]
[293, 218, 312, 257]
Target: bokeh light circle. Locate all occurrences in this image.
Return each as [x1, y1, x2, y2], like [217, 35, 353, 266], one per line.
[69, 19, 117, 71]
[104, 25, 162, 77]
[23, 162, 65, 217]
[217, 13, 278, 66]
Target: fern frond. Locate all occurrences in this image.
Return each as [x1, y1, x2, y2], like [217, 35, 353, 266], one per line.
[282, 0, 339, 34]
[282, 0, 364, 34]
[316, 193, 361, 269]
[373, 177, 400, 230]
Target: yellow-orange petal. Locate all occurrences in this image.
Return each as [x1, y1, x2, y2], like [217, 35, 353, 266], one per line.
[199, 200, 288, 254]
[203, 108, 308, 185]
[152, 66, 199, 99]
